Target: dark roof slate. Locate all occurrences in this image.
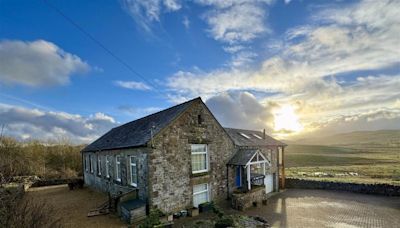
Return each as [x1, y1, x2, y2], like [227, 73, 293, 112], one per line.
[82, 97, 200, 152]
[227, 149, 257, 166]
[224, 128, 287, 147]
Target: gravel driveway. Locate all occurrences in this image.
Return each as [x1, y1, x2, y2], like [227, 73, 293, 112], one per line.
[244, 189, 400, 228]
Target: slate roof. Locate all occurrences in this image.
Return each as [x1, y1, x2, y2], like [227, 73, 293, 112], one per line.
[224, 128, 286, 147]
[82, 97, 200, 152]
[227, 149, 258, 166]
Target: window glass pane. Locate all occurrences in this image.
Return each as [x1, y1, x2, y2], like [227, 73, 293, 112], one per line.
[130, 156, 137, 185]
[193, 192, 208, 207]
[105, 156, 109, 176]
[191, 153, 206, 172]
[191, 144, 206, 153]
[116, 156, 121, 180]
[193, 184, 209, 207]
[193, 183, 207, 193]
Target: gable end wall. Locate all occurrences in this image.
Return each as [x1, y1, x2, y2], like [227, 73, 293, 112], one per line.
[148, 100, 236, 213]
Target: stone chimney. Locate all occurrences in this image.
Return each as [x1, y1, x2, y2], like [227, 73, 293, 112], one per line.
[263, 129, 266, 139]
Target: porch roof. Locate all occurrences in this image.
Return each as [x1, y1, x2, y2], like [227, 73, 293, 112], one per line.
[227, 149, 258, 166]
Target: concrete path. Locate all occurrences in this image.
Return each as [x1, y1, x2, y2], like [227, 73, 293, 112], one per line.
[244, 189, 400, 228]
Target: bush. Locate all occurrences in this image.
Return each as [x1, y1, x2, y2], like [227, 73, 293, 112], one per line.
[212, 204, 224, 218]
[139, 209, 163, 228]
[0, 136, 83, 180]
[214, 216, 234, 228]
[0, 189, 61, 228]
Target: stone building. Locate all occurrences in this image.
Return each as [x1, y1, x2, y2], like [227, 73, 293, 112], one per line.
[82, 97, 286, 216]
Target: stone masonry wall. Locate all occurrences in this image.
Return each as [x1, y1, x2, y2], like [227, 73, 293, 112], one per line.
[286, 178, 400, 196]
[148, 99, 236, 213]
[83, 147, 149, 200]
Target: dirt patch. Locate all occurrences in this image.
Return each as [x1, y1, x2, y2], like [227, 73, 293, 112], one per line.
[25, 185, 126, 228]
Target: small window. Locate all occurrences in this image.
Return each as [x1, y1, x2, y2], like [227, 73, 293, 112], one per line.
[193, 183, 209, 207]
[239, 132, 250, 139]
[115, 155, 121, 182]
[129, 156, 138, 187]
[252, 134, 263, 139]
[97, 155, 101, 175]
[106, 155, 110, 178]
[90, 155, 94, 173]
[197, 114, 203, 125]
[85, 155, 89, 172]
[191, 144, 208, 174]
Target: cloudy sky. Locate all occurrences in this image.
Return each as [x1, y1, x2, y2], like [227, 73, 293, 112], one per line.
[0, 0, 399, 143]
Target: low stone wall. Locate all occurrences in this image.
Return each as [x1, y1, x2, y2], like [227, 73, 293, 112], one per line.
[31, 178, 83, 187]
[231, 187, 267, 211]
[286, 178, 400, 196]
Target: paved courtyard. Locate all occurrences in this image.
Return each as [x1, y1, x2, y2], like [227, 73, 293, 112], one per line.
[244, 189, 400, 228]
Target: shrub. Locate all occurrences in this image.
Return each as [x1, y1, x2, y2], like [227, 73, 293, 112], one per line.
[212, 204, 224, 218]
[0, 189, 61, 228]
[139, 209, 163, 228]
[214, 216, 234, 228]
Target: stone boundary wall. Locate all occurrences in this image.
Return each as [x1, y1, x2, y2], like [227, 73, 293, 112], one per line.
[286, 178, 400, 196]
[31, 178, 82, 187]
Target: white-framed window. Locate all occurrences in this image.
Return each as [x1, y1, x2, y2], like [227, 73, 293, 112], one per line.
[90, 154, 94, 173]
[85, 155, 89, 172]
[129, 156, 138, 187]
[193, 183, 209, 207]
[115, 155, 121, 181]
[191, 144, 208, 174]
[97, 155, 101, 175]
[106, 155, 110, 178]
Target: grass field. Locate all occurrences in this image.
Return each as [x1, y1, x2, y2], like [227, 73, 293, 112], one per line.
[284, 144, 400, 185]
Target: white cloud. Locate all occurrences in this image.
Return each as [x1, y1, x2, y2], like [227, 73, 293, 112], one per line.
[166, 0, 400, 137]
[0, 40, 89, 87]
[182, 16, 190, 29]
[118, 105, 162, 117]
[300, 108, 400, 138]
[222, 45, 245, 54]
[113, 80, 152, 90]
[230, 51, 258, 68]
[205, 91, 275, 132]
[121, 0, 182, 32]
[167, 0, 400, 96]
[200, 1, 271, 44]
[0, 103, 117, 144]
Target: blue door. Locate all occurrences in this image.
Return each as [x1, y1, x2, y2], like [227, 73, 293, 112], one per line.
[235, 167, 241, 187]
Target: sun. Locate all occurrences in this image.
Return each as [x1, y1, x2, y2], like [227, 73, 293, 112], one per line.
[273, 105, 303, 133]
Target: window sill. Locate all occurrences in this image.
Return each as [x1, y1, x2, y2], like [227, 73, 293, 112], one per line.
[191, 171, 209, 178]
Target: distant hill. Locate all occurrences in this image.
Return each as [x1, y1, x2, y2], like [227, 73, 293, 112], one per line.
[294, 130, 400, 146]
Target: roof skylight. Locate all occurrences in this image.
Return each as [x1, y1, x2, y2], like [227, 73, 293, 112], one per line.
[239, 132, 250, 139]
[252, 134, 263, 139]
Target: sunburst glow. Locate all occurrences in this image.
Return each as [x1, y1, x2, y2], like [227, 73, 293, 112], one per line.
[273, 105, 303, 133]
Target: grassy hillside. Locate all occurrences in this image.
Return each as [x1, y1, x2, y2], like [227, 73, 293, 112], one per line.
[284, 143, 400, 185]
[295, 130, 400, 146]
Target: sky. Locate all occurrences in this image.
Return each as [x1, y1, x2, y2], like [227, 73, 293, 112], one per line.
[0, 0, 399, 144]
